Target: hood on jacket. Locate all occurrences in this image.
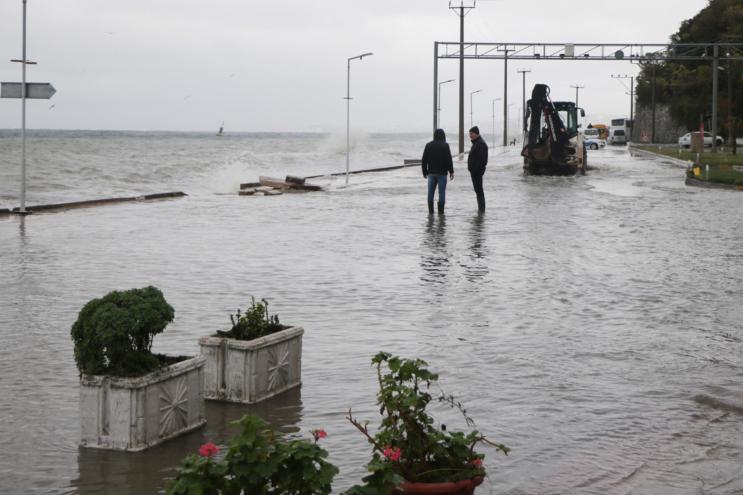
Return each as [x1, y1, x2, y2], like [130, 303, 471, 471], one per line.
[433, 128, 446, 142]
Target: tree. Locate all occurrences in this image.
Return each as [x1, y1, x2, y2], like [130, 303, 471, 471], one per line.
[636, 0, 743, 137]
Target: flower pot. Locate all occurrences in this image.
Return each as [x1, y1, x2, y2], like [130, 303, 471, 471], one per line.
[199, 326, 303, 404]
[79, 355, 206, 451]
[398, 477, 484, 495]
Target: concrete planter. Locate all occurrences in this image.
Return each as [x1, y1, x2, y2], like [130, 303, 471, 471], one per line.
[79, 356, 206, 451]
[199, 326, 303, 404]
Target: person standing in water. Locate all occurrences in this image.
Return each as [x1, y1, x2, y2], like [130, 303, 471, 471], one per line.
[467, 126, 488, 212]
[421, 128, 454, 214]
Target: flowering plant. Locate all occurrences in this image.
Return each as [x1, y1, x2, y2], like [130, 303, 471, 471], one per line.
[166, 415, 338, 495]
[345, 352, 509, 493]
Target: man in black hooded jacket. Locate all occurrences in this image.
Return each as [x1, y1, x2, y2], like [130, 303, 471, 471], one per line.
[421, 128, 454, 214]
[467, 126, 488, 212]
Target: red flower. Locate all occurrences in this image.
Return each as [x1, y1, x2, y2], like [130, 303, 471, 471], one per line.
[198, 442, 219, 457]
[471, 458, 483, 468]
[311, 429, 328, 441]
[383, 446, 402, 462]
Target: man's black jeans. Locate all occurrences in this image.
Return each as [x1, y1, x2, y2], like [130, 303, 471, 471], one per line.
[469, 170, 485, 211]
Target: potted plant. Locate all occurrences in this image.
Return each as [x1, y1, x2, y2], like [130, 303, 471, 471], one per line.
[345, 352, 509, 495]
[166, 414, 338, 495]
[199, 297, 303, 404]
[71, 286, 206, 451]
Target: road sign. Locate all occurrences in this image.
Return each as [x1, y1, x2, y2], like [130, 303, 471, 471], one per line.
[1, 82, 56, 99]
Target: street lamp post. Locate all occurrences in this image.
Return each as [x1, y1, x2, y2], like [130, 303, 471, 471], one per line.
[517, 69, 531, 138]
[491, 98, 501, 147]
[437, 79, 455, 128]
[469, 89, 482, 128]
[611, 74, 635, 141]
[345, 52, 373, 185]
[570, 84, 584, 108]
[507, 103, 514, 144]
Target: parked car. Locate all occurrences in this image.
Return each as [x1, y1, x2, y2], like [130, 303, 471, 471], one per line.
[609, 129, 627, 145]
[678, 132, 724, 148]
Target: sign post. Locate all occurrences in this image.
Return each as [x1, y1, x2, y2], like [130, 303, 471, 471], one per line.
[1, 0, 56, 214]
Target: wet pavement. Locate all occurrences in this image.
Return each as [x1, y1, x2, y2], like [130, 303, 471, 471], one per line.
[2, 144, 743, 494]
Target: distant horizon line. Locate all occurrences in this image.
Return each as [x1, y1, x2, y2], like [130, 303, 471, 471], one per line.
[0, 127, 438, 135]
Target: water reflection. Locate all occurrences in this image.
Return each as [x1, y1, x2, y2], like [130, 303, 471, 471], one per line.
[70, 388, 302, 494]
[420, 215, 449, 287]
[464, 213, 488, 282]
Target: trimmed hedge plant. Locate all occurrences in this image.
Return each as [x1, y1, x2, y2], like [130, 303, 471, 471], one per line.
[71, 286, 175, 377]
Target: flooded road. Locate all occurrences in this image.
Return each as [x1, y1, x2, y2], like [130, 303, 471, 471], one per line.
[2, 139, 743, 494]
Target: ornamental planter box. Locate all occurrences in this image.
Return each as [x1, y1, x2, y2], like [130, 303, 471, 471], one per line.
[79, 356, 206, 451]
[199, 326, 303, 404]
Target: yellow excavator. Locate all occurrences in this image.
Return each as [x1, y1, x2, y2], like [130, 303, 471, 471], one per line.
[521, 84, 587, 176]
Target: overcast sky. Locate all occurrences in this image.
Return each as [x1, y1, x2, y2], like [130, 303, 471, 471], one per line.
[0, 0, 708, 133]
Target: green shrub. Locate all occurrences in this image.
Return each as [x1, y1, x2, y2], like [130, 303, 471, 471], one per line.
[166, 415, 338, 495]
[217, 296, 286, 340]
[70, 286, 175, 377]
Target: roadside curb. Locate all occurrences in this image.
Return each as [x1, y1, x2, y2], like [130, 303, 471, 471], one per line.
[628, 145, 692, 168]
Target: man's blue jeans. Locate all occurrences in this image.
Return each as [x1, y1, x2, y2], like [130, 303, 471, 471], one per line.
[427, 174, 447, 204]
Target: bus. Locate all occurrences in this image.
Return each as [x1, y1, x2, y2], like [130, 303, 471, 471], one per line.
[610, 118, 632, 144]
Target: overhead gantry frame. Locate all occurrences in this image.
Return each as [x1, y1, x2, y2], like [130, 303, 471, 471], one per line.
[433, 42, 743, 150]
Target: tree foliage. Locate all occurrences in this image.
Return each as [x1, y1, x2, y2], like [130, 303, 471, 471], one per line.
[636, 0, 743, 134]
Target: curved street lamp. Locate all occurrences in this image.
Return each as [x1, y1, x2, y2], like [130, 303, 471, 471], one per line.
[437, 79, 455, 127]
[469, 89, 482, 128]
[345, 52, 373, 185]
[491, 98, 501, 147]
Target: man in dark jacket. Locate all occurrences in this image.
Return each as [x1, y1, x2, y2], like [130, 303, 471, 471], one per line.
[421, 128, 454, 214]
[467, 126, 488, 212]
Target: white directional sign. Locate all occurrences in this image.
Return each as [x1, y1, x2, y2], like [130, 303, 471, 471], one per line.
[1, 82, 56, 99]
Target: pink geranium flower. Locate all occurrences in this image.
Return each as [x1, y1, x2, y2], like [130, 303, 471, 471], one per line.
[311, 429, 328, 441]
[383, 446, 402, 462]
[471, 458, 483, 468]
[198, 442, 219, 457]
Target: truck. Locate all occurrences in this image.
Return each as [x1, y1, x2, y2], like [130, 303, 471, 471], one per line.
[588, 123, 609, 140]
[521, 84, 587, 176]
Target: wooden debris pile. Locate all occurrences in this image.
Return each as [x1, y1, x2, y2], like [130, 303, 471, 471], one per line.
[239, 175, 322, 196]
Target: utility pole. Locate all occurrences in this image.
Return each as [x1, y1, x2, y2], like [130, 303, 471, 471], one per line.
[498, 46, 510, 146]
[712, 44, 719, 152]
[611, 74, 635, 141]
[517, 69, 531, 139]
[650, 64, 657, 143]
[728, 53, 736, 154]
[570, 84, 584, 108]
[449, 1, 476, 156]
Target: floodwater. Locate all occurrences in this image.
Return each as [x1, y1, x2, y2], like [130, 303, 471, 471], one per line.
[1, 132, 743, 494]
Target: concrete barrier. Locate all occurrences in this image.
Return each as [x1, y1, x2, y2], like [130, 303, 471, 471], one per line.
[6, 191, 186, 215]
